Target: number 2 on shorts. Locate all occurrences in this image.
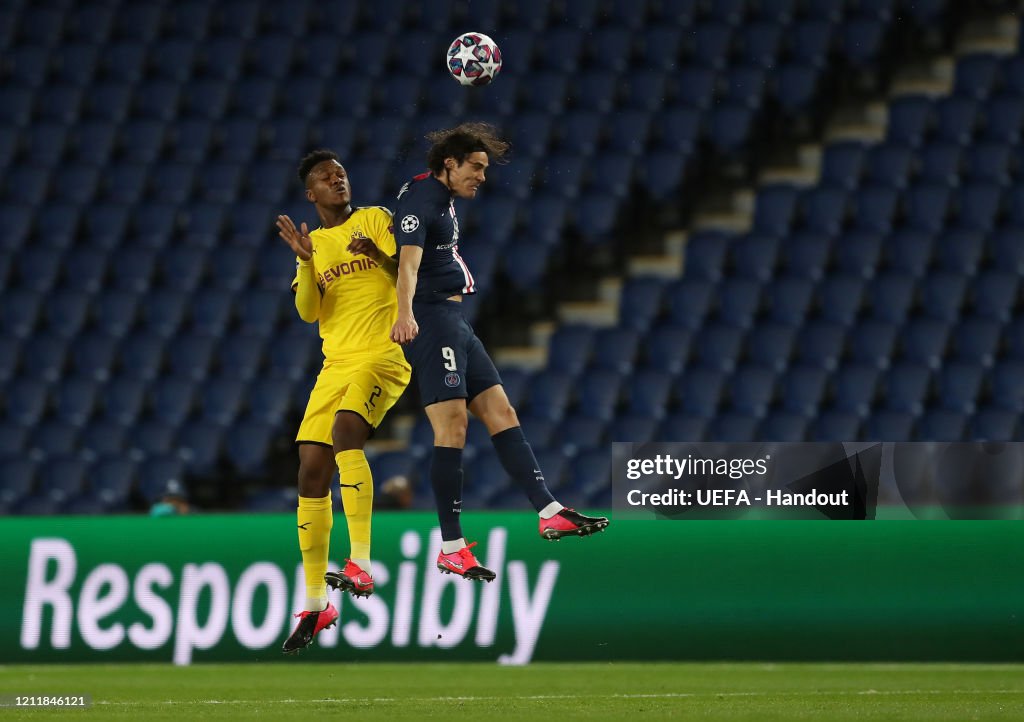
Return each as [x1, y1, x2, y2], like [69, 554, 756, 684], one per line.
[442, 346, 457, 371]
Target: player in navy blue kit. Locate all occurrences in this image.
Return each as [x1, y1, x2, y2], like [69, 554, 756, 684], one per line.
[390, 123, 609, 581]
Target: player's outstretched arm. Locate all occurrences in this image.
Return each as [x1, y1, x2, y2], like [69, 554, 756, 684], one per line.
[278, 215, 319, 323]
[390, 245, 422, 345]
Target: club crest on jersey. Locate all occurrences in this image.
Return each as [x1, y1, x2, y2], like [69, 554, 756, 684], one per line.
[401, 215, 420, 233]
[444, 372, 461, 388]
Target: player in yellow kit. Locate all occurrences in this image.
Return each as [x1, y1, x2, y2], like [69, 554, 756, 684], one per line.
[278, 149, 411, 654]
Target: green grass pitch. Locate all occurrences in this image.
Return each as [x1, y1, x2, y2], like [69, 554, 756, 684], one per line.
[2, 663, 1022, 721]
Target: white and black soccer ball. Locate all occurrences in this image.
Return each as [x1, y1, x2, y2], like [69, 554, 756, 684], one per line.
[447, 32, 502, 87]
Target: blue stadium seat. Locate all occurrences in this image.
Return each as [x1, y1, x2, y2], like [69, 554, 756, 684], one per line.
[369, 451, 416, 486]
[731, 233, 779, 282]
[762, 276, 813, 326]
[691, 22, 733, 71]
[21, 336, 68, 383]
[816, 275, 864, 325]
[182, 79, 231, 120]
[886, 229, 933, 276]
[54, 378, 99, 428]
[802, 186, 850, 236]
[729, 364, 776, 416]
[609, 415, 659, 443]
[864, 411, 915, 441]
[189, 289, 234, 336]
[554, 415, 607, 453]
[746, 323, 796, 372]
[882, 362, 931, 413]
[917, 410, 966, 441]
[780, 232, 830, 280]
[0, 458, 36, 507]
[664, 279, 713, 333]
[741, 21, 783, 69]
[865, 143, 914, 189]
[524, 371, 574, 421]
[755, 409, 808, 441]
[753, 184, 800, 235]
[954, 52, 1002, 100]
[899, 318, 949, 368]
[918, 142, 962, 186]
[657, 413, 707, 442]
[715, 278, 762, 329]
[775, 63, 820, 113]
[904, 183, 951, 233]
[887, 95, 933, 146]
[150, 379, 197, 427]
[0, 289, 43, 340]
[669, 67, 717, 111]
[31, 421, 80, 457]
[114, 331, 165, 382]
[866, 273, 915, 323]
[964, 143, 1011, 184]
[790, 20, 833, 67]
[12, 247, 62, 293]
[684, 231, 731, 281]
[224, 419, 274, 476]
[619, 277, 667, 331]
[37, 455, 89, 504]
[983, 95, 1024, 143]
[566, 448, 611, 498]
[948, 317, 999, 367]
[674, 367, 726, 416]
[709, 104, 754, 155]
[933, 96, 978, 145]
[626, 369, 673, 420]
[919, 272, 967, 323]
[970, 270, 1019, 322]
[831, 364, 880, 415]
[590, 327, 640, 374]
[248, 378, 292, 425]
[79, 421, 126, 457]
[167, 334, 217, 381]
[126, 417, 177, 456]
[833, 230, 882, 278]
[936, 362, 984, 414]
[199, 377, 246, 426]
[137, 455, 186, 504]
[930, 233, 982, 280]
[643, 326, 692, 374]
[707, 413, 758, 442]
[89, 457, 136, 508]
[841, 17, 886, 68]
[956, 183, 1002, 232]
[991, 361, 1024, 412]
[794, 320, 846, 369]
[5, 166, 50, 205]
[547, 325, 595, 377]
[967, 409, 1019, 441]
[0, 422, 28, 457]
[779, 365, 829, 416]
[846, 318, 897, 369]
[724, 65, 768, 109]
[809, 411, 861, 441]
[693, 323, 744, 373]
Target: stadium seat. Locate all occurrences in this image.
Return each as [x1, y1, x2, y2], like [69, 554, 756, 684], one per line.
[833, 230, 883, 278]
[991, 361, 1024, 412]
[693, 323, 744, 373]
[779, 365, 829, 417]
[967, 409, 1020, 441]
[882, 362, 931, 414]
[745, 323, 796, 372]
[79, 420, 127, 457]
[917, 409, 967, 441]
[970, 271, 1019, 322]
[619, 277, 667, 331]
[729, 364, 776, 416]
[864, 410, 916, 441]
[591, 327, 641, 374]
[950, 317, 1001, 365]
[899, 318, 950, 368]
[715, 278, 762, 329]
[764, 277, 815, 325]
[674, 368, 726, 417]
[816, 276, 865, 326]
[780, 232, 831, 280]
[643, 326, 692, 374]
[753, 184, 800, 236]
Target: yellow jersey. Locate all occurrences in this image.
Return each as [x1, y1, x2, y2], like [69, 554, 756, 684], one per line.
[291, 206, 406, 367]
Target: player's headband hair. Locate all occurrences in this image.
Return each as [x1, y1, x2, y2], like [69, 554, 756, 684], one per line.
[426, 122, 510, 174]
[298, 149, 341, 184]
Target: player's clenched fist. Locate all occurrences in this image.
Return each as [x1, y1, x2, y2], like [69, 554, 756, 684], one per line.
[390, 314, 419, 345]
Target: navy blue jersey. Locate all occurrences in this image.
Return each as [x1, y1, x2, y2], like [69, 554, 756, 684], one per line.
[394, 173, 475, 302]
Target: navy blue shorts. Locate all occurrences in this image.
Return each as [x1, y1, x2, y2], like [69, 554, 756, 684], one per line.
[403, 300, 503, 407]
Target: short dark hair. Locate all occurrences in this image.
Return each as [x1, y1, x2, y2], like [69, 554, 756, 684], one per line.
[298, 149, 339, 185]
[425, 122, 510, 174]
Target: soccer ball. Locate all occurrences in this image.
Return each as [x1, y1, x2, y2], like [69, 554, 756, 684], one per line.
[447, 32, 502, 87]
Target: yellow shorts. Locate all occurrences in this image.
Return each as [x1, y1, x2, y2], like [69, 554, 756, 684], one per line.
[296, 357, 411, 446]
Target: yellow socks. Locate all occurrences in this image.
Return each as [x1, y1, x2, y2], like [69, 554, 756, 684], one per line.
[296, 493, 333, 612]
[336, 449, 373, 574]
